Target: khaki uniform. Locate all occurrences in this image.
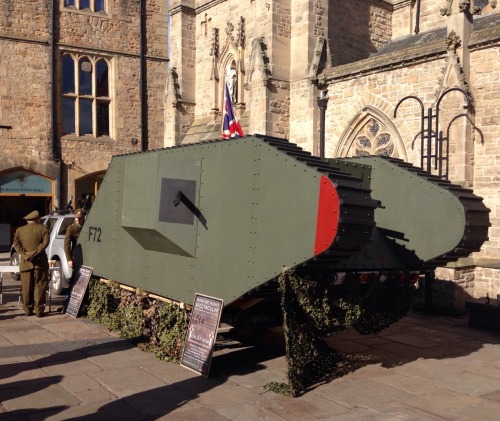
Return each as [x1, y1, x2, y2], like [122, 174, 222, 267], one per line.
[64, 222, 82, 263]
[13, 223, 49, 315]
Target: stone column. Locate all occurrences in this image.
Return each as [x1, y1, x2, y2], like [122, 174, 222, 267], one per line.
[392, 0, 415, 39]
[164, 0, 196, 146]
[443, 0, 474, 187]
[289, 0, 329, 153]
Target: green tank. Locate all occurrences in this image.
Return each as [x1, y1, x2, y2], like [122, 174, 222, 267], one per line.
[78, 135, 490, 324]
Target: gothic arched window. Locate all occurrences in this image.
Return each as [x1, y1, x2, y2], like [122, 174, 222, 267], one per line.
[352, 119, 395, 157]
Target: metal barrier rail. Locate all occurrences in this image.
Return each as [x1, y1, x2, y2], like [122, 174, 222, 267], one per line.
[0, 266, 59, 312]
[0, 266, 19, 305]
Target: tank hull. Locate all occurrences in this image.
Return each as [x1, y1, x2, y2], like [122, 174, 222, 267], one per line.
[78, 135, 490, 311]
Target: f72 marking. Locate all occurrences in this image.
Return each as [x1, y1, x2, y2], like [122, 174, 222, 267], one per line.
[88, 226, 102, 242]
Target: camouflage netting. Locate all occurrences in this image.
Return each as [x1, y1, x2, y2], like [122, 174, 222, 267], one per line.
[276, 269, 418, 396]
[86, 279, 189, 363]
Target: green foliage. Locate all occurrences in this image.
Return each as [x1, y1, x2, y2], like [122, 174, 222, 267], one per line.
[87, 279, 190, 362]
[144, 301, 189, 363]
[117, 292, 145, 340]
[277, 269, 417, 397]
[87, 279, 122, 330]
[278, 270, 348, 397]
[264, 381, 292, 396]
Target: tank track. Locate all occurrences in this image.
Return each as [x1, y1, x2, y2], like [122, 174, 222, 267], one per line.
[381, 157, 490, 268]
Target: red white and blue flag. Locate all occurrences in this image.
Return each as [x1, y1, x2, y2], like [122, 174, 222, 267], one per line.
[221, 83, 244, 139]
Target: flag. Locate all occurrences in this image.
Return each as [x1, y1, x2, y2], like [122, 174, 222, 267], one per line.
[221, 83, 244, 139]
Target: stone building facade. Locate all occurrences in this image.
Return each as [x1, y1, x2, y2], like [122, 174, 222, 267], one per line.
[0, 0, 168, 244]
[1, 1, 499, 305]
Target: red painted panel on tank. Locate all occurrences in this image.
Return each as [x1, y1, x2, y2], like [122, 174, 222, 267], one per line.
[314, 175, 340, 256]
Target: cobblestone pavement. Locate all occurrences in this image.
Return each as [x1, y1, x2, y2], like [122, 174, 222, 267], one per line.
[1, 253, 500, 420]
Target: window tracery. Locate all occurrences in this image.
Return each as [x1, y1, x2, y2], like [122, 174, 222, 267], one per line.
[349, 119, 397, 158]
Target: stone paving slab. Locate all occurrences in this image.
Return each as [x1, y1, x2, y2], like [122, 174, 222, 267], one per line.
[37, 357, 103, 377]
[1, 381, 80, 415]
[194, 383, 264, 409]
[57, 372, 103, 394]
[156, 406, 233, 421]
[256, 392, 351, 420]
[316, 378, 416, 412]
[373, 372, 441, 395]
[1, 329, 63, 347]
[216, 402, 286, 421]
[28, 400, 145, 421]
[41, 318, 114, 341]
[91, 366, 166, 397]
[0, 361, 50, 386]
[482, 389, 500, 404]
[402, 389, 497, 420]
[372, 340, 444, 359]
[140, 357, 199, 385]
[0, 319, 44, 334]
[86, 347, 163, 370]
[123, 385, 204, 417]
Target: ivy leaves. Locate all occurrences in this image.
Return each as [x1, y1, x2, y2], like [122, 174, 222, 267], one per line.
[87, 279, 189, 362]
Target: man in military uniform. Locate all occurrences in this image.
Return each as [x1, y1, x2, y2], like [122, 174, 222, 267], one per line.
[60, 208, 86, 312]
[13, 210, 49, 317]
[64, 208, 86, 270]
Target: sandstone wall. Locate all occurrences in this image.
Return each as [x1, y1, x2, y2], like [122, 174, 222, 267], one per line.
[0, 40, 52, 163]
[0, 0, 168, 207]
[330, 0, 392, 66]
[470, 44, 500, 298]
[417, 0, 447, 33]
[325, 58, 444, 163]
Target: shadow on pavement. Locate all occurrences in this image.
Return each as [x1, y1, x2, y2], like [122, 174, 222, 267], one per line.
[1, 311, 498, 419]
[0, 376, 69, 420]
[0, 339, 134, 382]
[5, 341, 281, 420]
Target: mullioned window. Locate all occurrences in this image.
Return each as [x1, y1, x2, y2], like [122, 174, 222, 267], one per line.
[62, 53, 111, 138]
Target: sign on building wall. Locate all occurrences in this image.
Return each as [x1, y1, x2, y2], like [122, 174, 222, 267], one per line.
[0, 170, 52, 195]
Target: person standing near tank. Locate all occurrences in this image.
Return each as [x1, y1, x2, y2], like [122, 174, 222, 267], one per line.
[12, 210, 49, 317]
[59, 208, 86, 312]
[64, 208, 86, 271]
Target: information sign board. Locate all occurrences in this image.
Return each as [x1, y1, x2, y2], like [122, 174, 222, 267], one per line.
[181, 293, 223, 377]
[66, 266, 93, 318]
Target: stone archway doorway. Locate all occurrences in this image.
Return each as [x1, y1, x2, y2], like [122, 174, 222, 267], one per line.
[75, 171, 105, 211]
[0, 169, 54, 249]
